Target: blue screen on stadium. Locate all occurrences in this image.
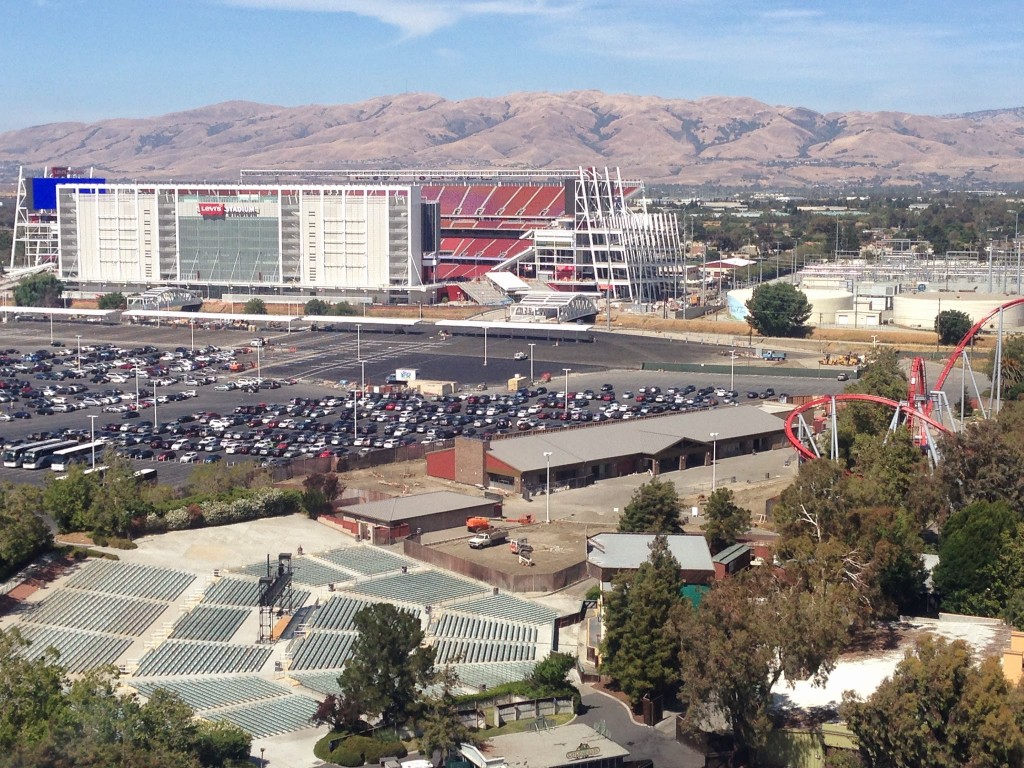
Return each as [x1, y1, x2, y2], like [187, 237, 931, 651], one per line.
[30, 177, 105, 210]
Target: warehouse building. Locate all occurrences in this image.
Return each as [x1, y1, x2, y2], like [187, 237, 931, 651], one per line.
[333, 491, 501, 541]
[425, 406, 788, 494]
[586, 532, 715, 589]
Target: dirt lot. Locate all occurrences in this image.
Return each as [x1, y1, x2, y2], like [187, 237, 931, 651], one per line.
[425, 519, 615, 576]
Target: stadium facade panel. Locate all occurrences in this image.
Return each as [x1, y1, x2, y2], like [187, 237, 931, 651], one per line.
[54, 183, 423, 292]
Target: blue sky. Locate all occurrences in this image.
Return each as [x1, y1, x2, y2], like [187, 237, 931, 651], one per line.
[3, 0, 1022, 132]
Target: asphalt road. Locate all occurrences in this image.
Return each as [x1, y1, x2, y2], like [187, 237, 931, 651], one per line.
[576, 684, 704, 768]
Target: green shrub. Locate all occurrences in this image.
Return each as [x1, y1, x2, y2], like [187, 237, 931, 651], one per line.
[315, 733, 405, 767]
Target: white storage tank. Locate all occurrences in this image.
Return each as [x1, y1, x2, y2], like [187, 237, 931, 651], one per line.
[728, 286, 853, 325]
[891, 293, 1024, 330]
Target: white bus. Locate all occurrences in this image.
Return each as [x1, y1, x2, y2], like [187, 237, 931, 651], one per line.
[2, 439, 64, 468]
[22, 440, 80, 470]
[49, 440, 106, 472]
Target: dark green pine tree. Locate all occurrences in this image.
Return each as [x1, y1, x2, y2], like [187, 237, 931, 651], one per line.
[618, 477, 684, 534]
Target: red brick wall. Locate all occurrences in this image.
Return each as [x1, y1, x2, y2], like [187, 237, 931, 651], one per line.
[425, 447, 457, 480]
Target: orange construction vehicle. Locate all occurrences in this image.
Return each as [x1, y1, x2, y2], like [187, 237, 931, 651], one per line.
[466, 516, 492, 532]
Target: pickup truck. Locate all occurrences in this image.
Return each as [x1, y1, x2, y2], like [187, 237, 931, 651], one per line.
[468, 528, 508, 549]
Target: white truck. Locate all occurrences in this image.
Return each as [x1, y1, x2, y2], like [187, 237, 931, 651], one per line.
[468, 528, 509, 549]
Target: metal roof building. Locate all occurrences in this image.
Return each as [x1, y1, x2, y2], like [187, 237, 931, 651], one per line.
[338, 491, 500, 536]
[425, 405, 789, 494]
[587, 532, 715, 587]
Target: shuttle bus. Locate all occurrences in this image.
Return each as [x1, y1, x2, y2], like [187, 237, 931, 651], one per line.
[2, 439, 63, 468]
[22, 440, 80, 470]
[49, 440, 105, 472]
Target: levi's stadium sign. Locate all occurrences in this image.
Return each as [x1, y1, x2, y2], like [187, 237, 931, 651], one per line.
[198, 203, 259, 218]
[198, 202, 225, 217]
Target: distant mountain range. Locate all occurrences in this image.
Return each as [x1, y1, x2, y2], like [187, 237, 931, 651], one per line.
[2, 91, 1024, 188]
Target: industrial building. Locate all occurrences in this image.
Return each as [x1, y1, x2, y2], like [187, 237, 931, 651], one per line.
[425, 407, 788, 494]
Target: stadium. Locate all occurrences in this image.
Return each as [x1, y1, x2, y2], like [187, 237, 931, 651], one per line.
[10, 166, 682, 305]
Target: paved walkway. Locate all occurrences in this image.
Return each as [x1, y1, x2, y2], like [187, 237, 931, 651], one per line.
[575, 682, 704, 768]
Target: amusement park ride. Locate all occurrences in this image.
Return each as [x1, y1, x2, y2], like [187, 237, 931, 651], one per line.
[785, 297, 1024, 466]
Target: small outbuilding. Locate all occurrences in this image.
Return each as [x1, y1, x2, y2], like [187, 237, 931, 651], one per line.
[586, 532, 715, 589]
[337, 491, 501, 540]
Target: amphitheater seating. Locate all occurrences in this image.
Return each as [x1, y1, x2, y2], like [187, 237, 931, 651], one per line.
[210, 695, 319, 738]
[202, 577, 262, 606]
[317, 546, 414, 576]
[287, 630, 357, 671]
[64, 560, 195, 602]
[346, 570, 486, 606]
[289, 559, 356, 587]
[18, 625, 132, 674]
[433, 638, 536, 665]
[170, 605, 249, 642]
[308, 595, 381, 632]
[291, 670, 344, 696]
[447, 593, 560, 624]
[452, 661, 538, 690]
[431, 613, 538, 645]
[135, 640, 272, 676]
[131, 676, 290, 711]
[24, 589, 168, 637]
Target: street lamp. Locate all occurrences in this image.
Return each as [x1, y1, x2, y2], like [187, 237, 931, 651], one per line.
[152, 381, 159, 430]
[710, 432, 719, 491]
[76, 334, 82, 371]
[190, 320, 195, 353]
[49, 312, 54, 345]
[88, 414, 97, 468]
[360, 359, 366, 395]
[356, 324, 362, 360]
[528, 343, 536, 382]
[543, 451, 553, 524]
[260, 747, 265, 766]
[483, 326, 488, 367]
[256, 343, 262, 381]
[729, 349, 738, 392]
[562, 368, 571, 418]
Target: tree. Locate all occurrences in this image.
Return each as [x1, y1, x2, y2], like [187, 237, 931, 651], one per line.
[97, 292, 128, 310]
[529, 652, 576, 692]
[193, 721, 252, 768]
[744, 282, 812, 337]
[928, 420, 1024, 526]
[702, 488, 751, 554]
[329, 301, 359, 316]
[417, 667, 475, 765]
[601, 535, 683, 709]
[336, 603, 435, 728]
[14, 272, 64, 307]
[305, 298, 330, 315]
[42, 464, 96, 533]
[935, 309, 972, 346]
[674, 566, 855, 763]
[618, 477, 683, 534]
[842, 636, 1024, 768]
[0, 483, 51, 580]
[932, 499, 1018, 615]
[243, 298, 266, 315]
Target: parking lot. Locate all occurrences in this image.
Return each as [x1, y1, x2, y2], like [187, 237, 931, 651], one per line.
[0, 318, 847, 487]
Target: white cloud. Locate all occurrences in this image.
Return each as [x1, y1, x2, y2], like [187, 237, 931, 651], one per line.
[216, 0, 582, 37]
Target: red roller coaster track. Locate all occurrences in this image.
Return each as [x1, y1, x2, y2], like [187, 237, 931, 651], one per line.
[783, 394, 951, 462]
[784, 296, 1024, 461]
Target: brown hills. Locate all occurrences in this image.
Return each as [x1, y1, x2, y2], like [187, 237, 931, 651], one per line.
[2, 91, 1023, 188]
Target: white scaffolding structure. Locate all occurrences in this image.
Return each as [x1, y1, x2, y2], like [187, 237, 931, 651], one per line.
[9, 165, 94, 270]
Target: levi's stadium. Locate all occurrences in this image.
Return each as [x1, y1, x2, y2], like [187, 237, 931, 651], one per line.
[10, 166, 682, 308]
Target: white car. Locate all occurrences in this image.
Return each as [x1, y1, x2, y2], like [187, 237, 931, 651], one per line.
[179, 451, 199, 464]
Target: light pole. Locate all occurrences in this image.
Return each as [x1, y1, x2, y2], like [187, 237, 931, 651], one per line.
[562, 368, 571, 418]
[710, 432, 719, 491]
[360, 359, 366, 395]
[730, 349, 737, 391]
[528, 343, 536, 382]
[76, 334, 82, 371]
[256, 343, 262, 381]
[88, 414, 97, 468]
[543, 451, 553, 524]
[483, 327, 488, 366]
[49, 312, 54, 345]
[190, 320, 195, 353]
[356, 324, 362, 360]
[152, 381, 159, 430]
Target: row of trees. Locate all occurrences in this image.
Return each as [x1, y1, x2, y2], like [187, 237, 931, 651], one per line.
[0, 628, 251, 767]
[241, 297, 360, 315]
